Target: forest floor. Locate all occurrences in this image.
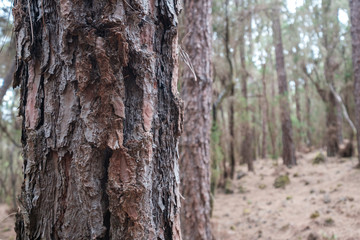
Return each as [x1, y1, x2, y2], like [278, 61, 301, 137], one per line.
[211, 150, 360, 240]
[0, 204, 15, 240]
[0, 151, 359, 240]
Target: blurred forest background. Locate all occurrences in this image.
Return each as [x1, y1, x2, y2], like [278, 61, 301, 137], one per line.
[0, 0, 360, 239]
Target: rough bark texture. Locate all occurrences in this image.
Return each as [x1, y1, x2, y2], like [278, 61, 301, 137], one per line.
[272, 8, 296, 167]
[179, 0, 212, 238]
[13, 0, 183, 239]
[350, 0, 360, 165]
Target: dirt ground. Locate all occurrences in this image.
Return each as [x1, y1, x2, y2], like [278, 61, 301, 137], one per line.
[0, 204, 15, 240]
[212, 151, 360, 240]
[1, 151, 359, 240]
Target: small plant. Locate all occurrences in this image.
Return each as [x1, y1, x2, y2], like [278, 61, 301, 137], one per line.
[312, 153, 326, 165]
[238, 184, 246, 194]
[310, 211, 320, 219]
[324, 218, 334, 226]
[258, 183, 267, 189]
[274, 175, 290, 189]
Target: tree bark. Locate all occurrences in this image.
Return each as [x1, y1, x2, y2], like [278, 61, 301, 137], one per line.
[350, 0, 360, 165]
[267, 48, 278, 159]
[179, 0, 212, 238]
[304, 78, 312, 146]
[325, 91, 339, 156]
[13, 1, 183, 239]
[239, 0, 253, 172]
[225, 0, 236, 179]
[261, 64, 268, 158]
[271, 7, 296, 167]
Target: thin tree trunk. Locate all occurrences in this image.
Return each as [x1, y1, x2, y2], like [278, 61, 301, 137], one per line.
[14, 1, 183, 239]
[180, 0, 212, 238]
[239, 4, 253, 171]
[294, 77, 303, 148]
[261, 64, 268, 158]
[350, 0, 360, 165]
[267, 49, 278, 159]
[326, 91, 340, 156]
[0, 61, 15, 104]
[225, 0, 236, 179]
[304, 78, 312, 147]
[336, 101, 344, 144]
[271, 7, 296, 167]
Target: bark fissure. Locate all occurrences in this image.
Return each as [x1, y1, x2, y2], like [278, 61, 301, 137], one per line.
[14, 0, 182, 239]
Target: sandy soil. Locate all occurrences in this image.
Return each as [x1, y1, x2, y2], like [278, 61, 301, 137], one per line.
[212, 151, 360, 240]
[0, 204, 16, 240]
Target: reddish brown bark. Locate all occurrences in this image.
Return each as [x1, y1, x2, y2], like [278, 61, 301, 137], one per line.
[350, 0, 360, 165]
[272, 7, 296, 167]
[13, 0, 183, 239]
[179, 0, 212, 238]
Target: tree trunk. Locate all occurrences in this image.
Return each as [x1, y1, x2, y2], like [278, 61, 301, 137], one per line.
[239, 1, 253, 172]
[350, 0, 360, 165]
[326, 91, 339, 156]
[336, 101, 344, 144]
[229, 88, 236, 178]
[304, 78, 313, 147]
[261, 64, 268, 158]
[294, 77, 303, 148]
[267, 49, 278, 159]
[180, 0, 212, 238]
[225, 0, 236, 179]
[0, 61, 15, 104]
[13, 1, 183, 239]
[271, 7, 296, 167]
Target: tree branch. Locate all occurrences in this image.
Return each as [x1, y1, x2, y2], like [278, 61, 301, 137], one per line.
[0, 60, 15, 104]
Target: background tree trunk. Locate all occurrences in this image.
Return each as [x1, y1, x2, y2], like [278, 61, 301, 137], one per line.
[179, 0, 212, 238]
[326, 91, 340, 156]
[271, 7, 296, 167]
[13, 0, 183, 239]
[261, 64, 268, 159]
[239, 0, 253, 171]
[350, 0, 360, 165]
[225, 0, 236, 179]
[304, 78, 313, 147]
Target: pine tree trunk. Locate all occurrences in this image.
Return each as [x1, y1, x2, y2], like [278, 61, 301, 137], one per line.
[271, 7, 296, 167]
[304, 78, 312, 147]
[179, 0, 212, 238]
[13, 1, 183, 239]
[261, 64, 268, 158]
[225, 0, 236, 179]
[294, 77, 303, 148]
[239, 1, 253, 171]
[326, 92, 339, 156]
[350, 0, 360, 165]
